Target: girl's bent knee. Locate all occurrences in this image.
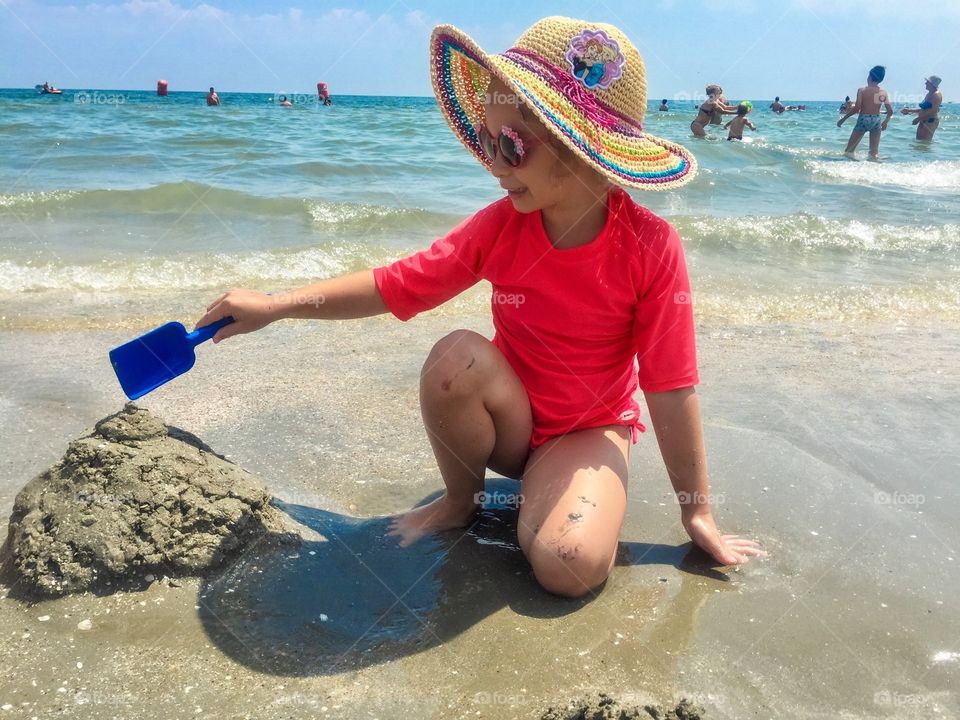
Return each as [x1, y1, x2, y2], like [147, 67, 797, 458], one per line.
[525, 537, 613, 598]
[421, 330, 492, 396]
[533, 558, 610, 598]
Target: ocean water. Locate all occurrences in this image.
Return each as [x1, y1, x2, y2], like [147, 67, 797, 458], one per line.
[1, 88, 958, 328]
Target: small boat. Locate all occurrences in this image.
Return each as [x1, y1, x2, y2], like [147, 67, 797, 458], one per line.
[35, 84, 63, 95]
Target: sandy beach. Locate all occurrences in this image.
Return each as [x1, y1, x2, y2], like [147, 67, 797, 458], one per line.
[1, 308, 957, 719]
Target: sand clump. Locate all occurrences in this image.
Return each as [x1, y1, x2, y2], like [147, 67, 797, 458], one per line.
[541, 693, 706, 720]
[1, 403, 299, 596]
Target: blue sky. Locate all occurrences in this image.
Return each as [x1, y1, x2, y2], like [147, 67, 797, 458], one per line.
[3, 0, 958, 100]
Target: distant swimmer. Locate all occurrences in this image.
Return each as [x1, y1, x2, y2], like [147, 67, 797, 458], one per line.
[840, 96, 854, 113]
[900, 75, 942, 141]
[659, 98, 669, 112]
[691, 84, 738, 137]
[279, 95, 292, 107]
[726, 102, 757, 140]
[770, 96, 785, 113]
[838, 65, 893, 160]
[318, 81, 332, 105]
[206, 87, 221, 106]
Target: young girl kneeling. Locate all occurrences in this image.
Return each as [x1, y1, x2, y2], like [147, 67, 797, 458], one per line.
[195, 17, 765, 598]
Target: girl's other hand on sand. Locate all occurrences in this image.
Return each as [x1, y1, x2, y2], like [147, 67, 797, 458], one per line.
[194, 288, 278, 343]
[682, 509, 768, 566]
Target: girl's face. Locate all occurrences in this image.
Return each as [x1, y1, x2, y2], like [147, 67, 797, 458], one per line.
[482, 77, 605, 214]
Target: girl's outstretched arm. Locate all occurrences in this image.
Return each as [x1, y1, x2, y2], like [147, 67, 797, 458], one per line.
[194, 269, 388, 343]
[644, 386, 767, 566]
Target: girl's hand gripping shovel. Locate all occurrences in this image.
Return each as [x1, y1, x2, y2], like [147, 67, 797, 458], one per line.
[109, 317, 234, 400]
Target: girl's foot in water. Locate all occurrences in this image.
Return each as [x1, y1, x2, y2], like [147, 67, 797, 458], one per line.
[387, 494, 480, 547]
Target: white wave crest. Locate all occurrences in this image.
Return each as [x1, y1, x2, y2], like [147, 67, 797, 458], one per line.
[676, 214, 960, 252]
[0, 245, 386, 293]
[808, 160, 960, 189]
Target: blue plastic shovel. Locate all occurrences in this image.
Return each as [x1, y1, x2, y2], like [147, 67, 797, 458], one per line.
[109, 317, 234, 400]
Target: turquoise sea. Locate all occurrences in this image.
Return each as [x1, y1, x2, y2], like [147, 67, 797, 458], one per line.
[1, 88, 958, 328]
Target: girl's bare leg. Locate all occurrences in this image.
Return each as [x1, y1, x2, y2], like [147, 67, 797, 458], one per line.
[517, 425, 631, 598]
[387, 330, 533, 547]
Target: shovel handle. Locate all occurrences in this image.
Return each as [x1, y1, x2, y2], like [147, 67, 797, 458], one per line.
[187, 316, 234, 347]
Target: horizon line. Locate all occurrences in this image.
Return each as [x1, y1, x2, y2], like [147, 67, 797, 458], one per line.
[3, 87, 920, 104]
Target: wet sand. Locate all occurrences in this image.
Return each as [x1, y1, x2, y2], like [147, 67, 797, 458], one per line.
[1, 313, 958, 718]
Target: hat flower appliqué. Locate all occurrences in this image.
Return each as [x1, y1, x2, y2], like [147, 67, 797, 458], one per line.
[565, 29, 625, 90]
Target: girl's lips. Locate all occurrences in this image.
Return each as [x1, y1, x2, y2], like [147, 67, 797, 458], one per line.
[506, 188, 526, 197]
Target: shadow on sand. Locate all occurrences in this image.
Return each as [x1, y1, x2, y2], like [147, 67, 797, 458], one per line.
[196, 478, 730, 676]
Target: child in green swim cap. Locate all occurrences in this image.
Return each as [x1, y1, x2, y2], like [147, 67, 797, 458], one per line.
[725, 102, 756, 140]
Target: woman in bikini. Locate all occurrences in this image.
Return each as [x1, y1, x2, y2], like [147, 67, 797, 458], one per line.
[901, 76, 942, 141]
[691, 84, 738, 138]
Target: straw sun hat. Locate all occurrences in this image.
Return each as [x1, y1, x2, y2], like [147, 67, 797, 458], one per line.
[429, 16, 697, 190]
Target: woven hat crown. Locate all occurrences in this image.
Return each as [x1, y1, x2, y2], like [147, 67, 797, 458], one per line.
[509, 17, 648, 129]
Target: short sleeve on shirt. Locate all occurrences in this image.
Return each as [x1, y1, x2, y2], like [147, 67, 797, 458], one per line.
[373, 200, 507, 321]
[632, 221, 699, 393]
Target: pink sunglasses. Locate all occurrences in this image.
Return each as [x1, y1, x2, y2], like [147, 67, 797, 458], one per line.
[476, 124, 548, 168]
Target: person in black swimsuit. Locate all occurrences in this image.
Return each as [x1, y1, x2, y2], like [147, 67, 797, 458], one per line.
[691, 84, 738, 137]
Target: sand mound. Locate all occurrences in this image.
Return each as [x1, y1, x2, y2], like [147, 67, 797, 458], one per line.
[1, 403, 299, 597]
[541, 693, 706, 720]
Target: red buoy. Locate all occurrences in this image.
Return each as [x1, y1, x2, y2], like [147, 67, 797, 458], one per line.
[157, 79, 169, 96]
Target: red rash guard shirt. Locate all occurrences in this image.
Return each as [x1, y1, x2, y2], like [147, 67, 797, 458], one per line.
[373, 187, 699, 449]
